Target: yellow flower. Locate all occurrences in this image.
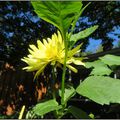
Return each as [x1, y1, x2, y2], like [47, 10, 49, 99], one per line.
[21, 31, 84, 79]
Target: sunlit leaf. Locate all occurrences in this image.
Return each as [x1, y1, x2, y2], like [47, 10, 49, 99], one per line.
[70, 25, 98, 47]
[100, 54, 120, 66]
[59, 85, 75, 103]
[31, 1, 83, 34]
[85, 60, 112, 76]
[32, 99, 60, 116]
[89, 113, 95, 119]
[76, 76, 120, 105]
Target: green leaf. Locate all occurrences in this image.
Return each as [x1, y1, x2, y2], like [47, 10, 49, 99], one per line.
[31, 1, 83, 34]
[70, 25, 98, 47]
[32, 99, 60, 116]
[68, 106, 90, 119]
[89, 113, 95, 119]
[100, 54, 120, 66]
[59, 85, 75, 103]
[76, 76, 120, 105]
[85, 60, 112, 76]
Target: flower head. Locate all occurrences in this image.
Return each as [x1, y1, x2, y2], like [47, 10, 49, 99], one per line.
[21, 31, 84, 79]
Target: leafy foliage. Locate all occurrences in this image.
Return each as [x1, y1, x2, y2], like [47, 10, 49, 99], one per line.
[26, 110, 38, 119]
[31, 1, 83, 34]
[85, 60, 112, 76]
[70, 25, 98, 48]
[32, 99, 60, 117]
[100, 54, 120, 66]
[59, 86, 75, 103]
[76, 76, 120, 105]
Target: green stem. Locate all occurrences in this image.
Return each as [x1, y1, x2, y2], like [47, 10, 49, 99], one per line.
[61, 31, 68, 106]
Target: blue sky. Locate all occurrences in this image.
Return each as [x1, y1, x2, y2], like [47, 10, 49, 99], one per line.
[80, 19, 120, 53]
[85, 27, 120, 53]
[85, 38, 102, 53]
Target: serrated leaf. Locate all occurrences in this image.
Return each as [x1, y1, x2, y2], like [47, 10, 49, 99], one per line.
[90, 66, 112, 76]
[32, 99, 60, 116]
[68, 106, 90, 119]
[100, 54, 120, 66]
[85, 60, 112, 76]
[70, 25, 98, 47]
[76, 76, 120, 105]
[31, 1, 83, 33]
[85, 60, 104, 68]
[59, 86, 75, 103]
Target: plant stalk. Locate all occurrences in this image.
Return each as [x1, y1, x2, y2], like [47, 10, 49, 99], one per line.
[61, 31, 68, 106]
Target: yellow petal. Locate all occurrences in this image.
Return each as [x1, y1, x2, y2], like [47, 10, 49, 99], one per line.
[22, 57, 37, 65]
[27, 54, 33, 58]
[43, 39, 48, 47]
[28, 49, 34, 55]
[37, 40, 45, 50]
[68, 43, 83, 57]
[72, 58, 85, 66]
[34, 64, 47, 80]
[22, 66, 33, 71]
[47, 38, 52, 44]
[29, 45, 38, 52]
[72, 59, 85, 66]
[23, 62, 45, 71]
[57, 31, 62, 44]
[67, 65, 78, 73]
[51, 33, 57, 46]
[21, 58, 28, 63]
